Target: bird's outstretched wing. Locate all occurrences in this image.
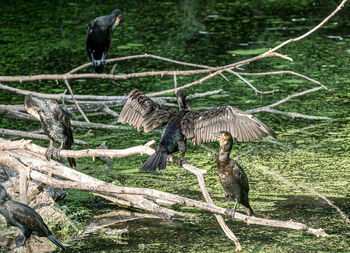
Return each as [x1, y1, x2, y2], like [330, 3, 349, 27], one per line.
[118, 89, 176, 132]
[182, 105, 277, 144]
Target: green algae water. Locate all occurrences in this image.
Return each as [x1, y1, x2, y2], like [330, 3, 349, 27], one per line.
[0, 0, 350, 252]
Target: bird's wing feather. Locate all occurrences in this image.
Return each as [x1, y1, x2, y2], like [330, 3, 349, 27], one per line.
[180, 111, 196, 140]
[236, 162, 249, 192]
[191, 105, 276, 144]
[102, 27, 112, 60]
[86, 19, 96, 59]
[7, 201, 47, 232]
[118, 89, 175, 132]
[51, 102, 74, 146]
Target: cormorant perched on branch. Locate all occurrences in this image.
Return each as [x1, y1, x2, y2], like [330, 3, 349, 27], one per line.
[86, 9, 124, 73]
[118, 89, 276, 172]
[24, 94, 76, 167]
[214, 131, 253, 217]
[0, 185, 66, 250]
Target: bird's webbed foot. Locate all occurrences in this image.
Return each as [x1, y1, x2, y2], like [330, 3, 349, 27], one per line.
[227, 207, 237, 219]
[177, 153, 190, 167]
[180, 158, 191, 167]
[14, 230, 27, 248]
[53, 147, 62, 160]
[227, 199, 238, 219]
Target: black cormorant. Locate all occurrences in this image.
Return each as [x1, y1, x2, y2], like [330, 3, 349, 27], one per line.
[214, 131, 253, 217]
[118, 89, 276, 172]
[86, 9, 124, 73]
[0, 185, 66, 250]
[24, 94, 76, 167]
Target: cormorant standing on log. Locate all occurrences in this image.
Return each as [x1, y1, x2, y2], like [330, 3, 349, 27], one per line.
[24, 94, 76, 167]
[86, 9, 124, 73]
[0, 185, 66, 250]
[118, 89, 277, 172]
[214, 131, 253, 217]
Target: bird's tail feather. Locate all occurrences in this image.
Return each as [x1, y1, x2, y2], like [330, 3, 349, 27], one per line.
[48, 235, 66, 250]
[68, 157, 76, 167]
[141, 152, 167, 172]
[64, 146, 76, 167]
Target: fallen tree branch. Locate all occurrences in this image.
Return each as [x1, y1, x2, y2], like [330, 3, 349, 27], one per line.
[0, 128, 88, 146]
[246, 87, 331, 120]
[0, 106, 134, 131]
[168, 155, 242, 251]
[0, 82, 226, 102]
[237, 71, 329, 90]
[63, 79, 90, 122]
[0, 139, 329, 240]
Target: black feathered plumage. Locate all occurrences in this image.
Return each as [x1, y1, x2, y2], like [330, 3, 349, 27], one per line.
[214, 131, 253, 217]
[24, 94, 76, 167]
[118, 89, 277, 172]
[86, 9, 124, 73]
[0, 185, 66, 250]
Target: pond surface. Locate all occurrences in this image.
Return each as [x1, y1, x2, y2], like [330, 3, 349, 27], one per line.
[0, 0, 350, 252]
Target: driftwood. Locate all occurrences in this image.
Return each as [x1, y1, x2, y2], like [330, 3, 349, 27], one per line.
[0, 140, 328, 243]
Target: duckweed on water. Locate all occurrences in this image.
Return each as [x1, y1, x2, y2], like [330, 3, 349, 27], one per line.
[1, 0, 350, 252]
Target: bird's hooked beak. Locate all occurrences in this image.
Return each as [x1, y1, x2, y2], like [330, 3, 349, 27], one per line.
[113, 15, 123, 29]
[212, 132, 224, 141]
[26, 107, 41, 120]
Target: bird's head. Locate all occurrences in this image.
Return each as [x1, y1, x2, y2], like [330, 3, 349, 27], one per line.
[176, 90, 189, 111]
[111, 9, 124, 29]
[24, 94, 45, 120]
[213, 131, 233, 150]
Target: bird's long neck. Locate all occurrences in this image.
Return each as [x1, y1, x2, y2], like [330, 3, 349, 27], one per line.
[218, 140, 233, 163]
[178, 97, 191, 111]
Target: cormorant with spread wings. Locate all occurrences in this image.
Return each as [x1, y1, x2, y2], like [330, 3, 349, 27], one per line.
[118, 89, 276, 172]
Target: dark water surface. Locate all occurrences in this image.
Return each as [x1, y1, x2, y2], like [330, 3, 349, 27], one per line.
[0, 0, 350, 252]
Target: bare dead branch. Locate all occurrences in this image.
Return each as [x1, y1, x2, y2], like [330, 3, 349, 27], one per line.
[0, 53, 289, 84]
[262, 0, 347, 55]
[237, 71, 329, 90]
[0, 139, 329, 239]
[246, 87, 331, 120]
[168, 155, 242, 251]
[0, 128, 88, 145]
[229, 70, 279, 94]
[0, 105, 135, 131]
[63, 79, 90, 122]
[149, 70, 224, 97]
